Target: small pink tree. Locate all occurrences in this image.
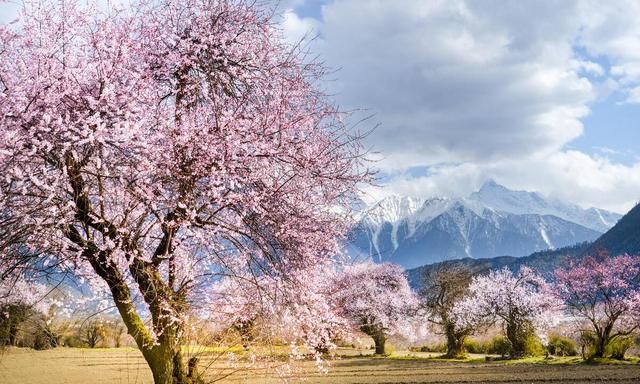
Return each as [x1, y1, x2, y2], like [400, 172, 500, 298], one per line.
[330, 262, 418, 355]
[207, 269, 351, 356]
[0, 1, 368, 382]
[554, 252, 640, 359]
[459, 267, 558, 358]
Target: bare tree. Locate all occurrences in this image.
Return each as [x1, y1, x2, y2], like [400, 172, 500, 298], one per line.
[81, 320, 106, 348]
[108, 320, 127, 348]
[420, 264, 478, 358]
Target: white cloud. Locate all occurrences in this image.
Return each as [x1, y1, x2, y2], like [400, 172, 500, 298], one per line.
[279, 8, 320, 47]
[303, 0, 597, 169]
[577, 0, 640, 102]
[362, 151, 640, 213]
[278, 0, 640, 212]
[625, 86, 640, 104]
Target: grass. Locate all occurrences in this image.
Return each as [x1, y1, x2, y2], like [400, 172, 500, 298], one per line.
[388, 353, 640, 365]
[2, 347, 640, 383]
[388, 354, 487, 363]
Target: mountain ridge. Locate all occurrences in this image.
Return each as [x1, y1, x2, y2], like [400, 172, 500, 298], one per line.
[406, 201, 640, 289]
[350, 181, 621, 268]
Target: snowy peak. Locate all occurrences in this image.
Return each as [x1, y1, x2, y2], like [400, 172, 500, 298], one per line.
[362, 195, 425, 226]
[470, 180, 552, 216]
[350, 181, 621, 268]
[468, 180, 622, 232]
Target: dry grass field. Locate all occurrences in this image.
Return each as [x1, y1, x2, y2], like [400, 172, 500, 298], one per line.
[1, 347, 640, 384]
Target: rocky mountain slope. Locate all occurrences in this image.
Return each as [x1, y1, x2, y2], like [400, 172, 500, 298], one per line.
[349, 181, 621, 269]
[407, 201, 640, 289]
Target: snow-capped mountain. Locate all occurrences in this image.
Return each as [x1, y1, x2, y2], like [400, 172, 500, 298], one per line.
[349, 181, 622, 269]
[469, 180, 620, 233]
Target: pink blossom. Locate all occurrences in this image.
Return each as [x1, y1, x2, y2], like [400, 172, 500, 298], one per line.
[554, 252, 640, 358]
[0, 1, 369, 381]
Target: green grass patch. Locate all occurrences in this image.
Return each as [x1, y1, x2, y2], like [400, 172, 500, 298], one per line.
[384, 353, 640, 366]
[387, 354, 486, 363]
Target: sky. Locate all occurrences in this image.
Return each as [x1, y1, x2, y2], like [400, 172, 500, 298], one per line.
[278, 0, 640, 213]
[2, 1, 640, 213]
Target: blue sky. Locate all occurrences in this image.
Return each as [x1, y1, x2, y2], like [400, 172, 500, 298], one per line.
[566, 46, 640, 165]
[574, 97, 640, 164]
[3, 1, 640, 212]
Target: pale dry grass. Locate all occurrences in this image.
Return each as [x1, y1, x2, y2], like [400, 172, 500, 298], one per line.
[2, 347, 640, 383]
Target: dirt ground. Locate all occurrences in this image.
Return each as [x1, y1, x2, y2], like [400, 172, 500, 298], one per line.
[1, 348, 640, 384]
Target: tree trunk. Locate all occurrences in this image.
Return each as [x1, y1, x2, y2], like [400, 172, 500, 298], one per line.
[143, 345, 195, 384]
[64, 155, 194, 384]
[8, 321, 19, 346]
[147, 351, 174, 384]
[445, 330, 466, 359]
[373, 332, 386, 355]
[505, 322, 526, 358]
[360, 323, 387, 355]
[592, 335, 608, 359]
[188, 357, 203, 384]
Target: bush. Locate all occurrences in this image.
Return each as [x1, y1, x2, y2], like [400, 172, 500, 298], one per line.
[578, 332, 597, 360]
[0, 304, 33, 347]
[491, 335, 512, 357]
[385, 343, 396, 355]
[547, 335, 578, 357]
[463, 336, 515, 356]
[33, 331, 56, 351]
[463, 336, 511, 356]
[417, 343, 446, 353]
[524, 335, 546, 357]
[606, 336, 635, 360]
[463, 339, 485, 354]
[417, 335, 552, 358]
[63, 335, 85, 348]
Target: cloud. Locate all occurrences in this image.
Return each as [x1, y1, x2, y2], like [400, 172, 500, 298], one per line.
[362, 151, 640, 213]
[279, 8, 320, 46]
[279, 0, 640, 212]
[307, 0, 597, 170]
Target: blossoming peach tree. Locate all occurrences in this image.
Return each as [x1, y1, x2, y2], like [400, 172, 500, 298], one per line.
[207, 265, 352, 358]
[554, 252, 640, 359]
[455, 267, 559, 358]
[420, 264, 493, 358]
[0, 1, 368, 382]
[329, 262, 418, 355]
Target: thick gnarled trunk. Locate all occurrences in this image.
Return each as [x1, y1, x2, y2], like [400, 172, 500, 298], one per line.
[505, 321, 528, 358]
[143, 345, 199, 384]
[361, 323, 387, 355]
[591, 324, 614, 359]
[373, 332, 386, 355]
[81, 249, 195, 384]
[444, 328, 466, 359]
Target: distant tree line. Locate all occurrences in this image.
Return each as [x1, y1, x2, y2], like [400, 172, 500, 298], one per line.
[419, 250, 640, 361]
[0, 309, 130, 350]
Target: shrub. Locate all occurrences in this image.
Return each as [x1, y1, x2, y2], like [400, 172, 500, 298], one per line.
[385, 343, 397, 355]
[491, 335, 512, 357]
[463, 339, 484, 354]
[33, 331, 56, 351]
[464, 339, 496, 354]
[578, 331, 597, 360]
[63, 335, 85, 348]
[546, 335, 578, 357]
[606, 336, 635, 360]
[0, 304, 34, 347]
[463, 336, 515, 356]
[418, 343, 446, 353]
[524, 335, 546, 357]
